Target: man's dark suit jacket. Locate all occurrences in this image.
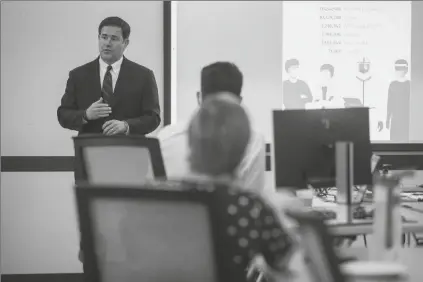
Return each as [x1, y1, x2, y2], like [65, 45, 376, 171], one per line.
[57, 56, 161, 135]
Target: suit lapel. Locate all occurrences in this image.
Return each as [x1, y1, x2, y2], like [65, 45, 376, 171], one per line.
[89, 57, 102, 100]
[108, 56, 128, 107]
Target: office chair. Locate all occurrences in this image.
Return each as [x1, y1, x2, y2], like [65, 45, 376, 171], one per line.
[285, 209, 347, 282]
[73, 135, 166, 186]
[75, 184, 231, 282]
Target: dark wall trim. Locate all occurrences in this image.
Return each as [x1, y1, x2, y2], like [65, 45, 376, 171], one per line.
[0, 155, 271, 172]
[1, 156, 74, 172]
[2, 143, 422, 172]
[1, 273, 83, 282]
[163, 1, 172, 126]
[265, 143, 271, 171]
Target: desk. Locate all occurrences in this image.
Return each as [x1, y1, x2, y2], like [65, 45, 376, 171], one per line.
[312, 198, 423, 236]
[286, 248, 423, 282]
[340, 248, 423, 282]
[402, 186, 423, 193]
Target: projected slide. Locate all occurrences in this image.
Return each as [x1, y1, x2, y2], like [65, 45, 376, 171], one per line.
[282, 1, 412, 142]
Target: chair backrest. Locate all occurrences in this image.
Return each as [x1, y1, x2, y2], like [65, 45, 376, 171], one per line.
[76, 184, 225, 282]
[73, 135, 166, 185]
[285, 210, 346, 282]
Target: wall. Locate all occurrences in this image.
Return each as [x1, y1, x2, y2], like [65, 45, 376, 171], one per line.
[174, 1, 283, 190]
[1, 1, 163, 274]
[175, 1, 283, 139]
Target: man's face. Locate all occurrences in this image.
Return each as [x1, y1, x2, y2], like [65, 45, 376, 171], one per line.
[98, 26, 128, 64]
[288, 65, 299, 79]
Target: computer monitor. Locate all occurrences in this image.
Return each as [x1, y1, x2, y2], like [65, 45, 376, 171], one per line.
[273, 108, 372, 189]
[372, 143, 423, 171]
[372, 143, 423, 188]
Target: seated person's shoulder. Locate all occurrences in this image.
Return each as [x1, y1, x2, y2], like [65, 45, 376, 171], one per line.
[175, 178, 251, 195]
[156, 124, 173, 140]
[251, 128, 265, 139]
[139, 179, 186, 191]
[222, 185, 270, 209]
[249, 128, 265, 147]
[157, 122, 188, 141]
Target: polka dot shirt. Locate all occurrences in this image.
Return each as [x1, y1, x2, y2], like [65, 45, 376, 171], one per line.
[179, 180, 296, 281]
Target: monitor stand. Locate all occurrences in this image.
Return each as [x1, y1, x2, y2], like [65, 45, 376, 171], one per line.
[335, 142, 354, 223]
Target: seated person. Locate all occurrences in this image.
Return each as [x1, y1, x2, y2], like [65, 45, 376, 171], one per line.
[179, 97, 296, 281]
[158, 62, 266, 192]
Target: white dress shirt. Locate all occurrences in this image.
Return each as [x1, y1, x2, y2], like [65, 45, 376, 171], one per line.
[157, 120, 266, 192]
[82, 56, 129, 134]
[99, 56, 123, 91]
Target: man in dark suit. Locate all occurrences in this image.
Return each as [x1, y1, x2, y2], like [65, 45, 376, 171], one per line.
[57, 16, 160, 136]
[58, 16, 160, 281]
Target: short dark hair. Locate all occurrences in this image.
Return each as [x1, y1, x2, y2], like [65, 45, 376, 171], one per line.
[285, 58, 299, 72]
[201, 62, 243, 97]
[98, 17, 131, 40]
[395, 59, 408, 72]
[188, 97, 250, 176]
[320, 64, 335, 77]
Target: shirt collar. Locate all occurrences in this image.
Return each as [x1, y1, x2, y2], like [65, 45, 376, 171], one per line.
[99, 56, 124, 73]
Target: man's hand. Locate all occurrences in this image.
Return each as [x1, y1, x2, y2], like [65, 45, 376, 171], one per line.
[102, 120, 128, 135]
[86, 98, 112, 120]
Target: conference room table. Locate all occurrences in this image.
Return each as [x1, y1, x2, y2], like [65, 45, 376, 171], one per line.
[310, 187, 423, 237]
[263, 188, 423, 281]
[269, 188, 423, 237]
[322, 202, 423, 237]
[284, 247, 423, 282]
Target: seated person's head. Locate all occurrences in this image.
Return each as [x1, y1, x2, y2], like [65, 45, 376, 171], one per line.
[198, 62, 243, 104]
[188, 97, 250, 177]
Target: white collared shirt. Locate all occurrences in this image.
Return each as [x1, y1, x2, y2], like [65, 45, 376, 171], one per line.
[99, 56, 123, 91]
[157, 120, 266, 193]
[97, 56, 129, 134]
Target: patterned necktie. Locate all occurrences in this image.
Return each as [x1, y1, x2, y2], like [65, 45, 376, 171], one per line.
[102, 65, 113, 103]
